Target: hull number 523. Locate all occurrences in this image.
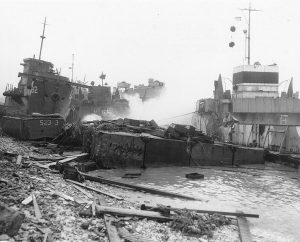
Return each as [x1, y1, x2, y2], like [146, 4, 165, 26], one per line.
[39, 120, 59, 126]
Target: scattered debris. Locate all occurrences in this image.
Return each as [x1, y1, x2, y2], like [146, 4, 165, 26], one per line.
[170, 209, 232, 238]
[0, 135, 244, 241]
[98, 195, 121, 242]
[56, 153, 89, 172]
[95, 205, 172, 221]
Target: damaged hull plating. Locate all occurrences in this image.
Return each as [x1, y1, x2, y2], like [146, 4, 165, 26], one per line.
[82, 123, 265, 168]
[1, 115, 64, 140]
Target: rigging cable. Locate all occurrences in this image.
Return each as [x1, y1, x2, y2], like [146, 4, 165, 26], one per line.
[157, 111, 196, 121]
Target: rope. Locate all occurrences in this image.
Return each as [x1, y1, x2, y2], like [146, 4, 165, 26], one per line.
[157, 112, 196, 121]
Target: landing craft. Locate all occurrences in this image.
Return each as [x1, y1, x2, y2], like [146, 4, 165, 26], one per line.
[0, 18, 130, 140]
[192, 4, 300, 155]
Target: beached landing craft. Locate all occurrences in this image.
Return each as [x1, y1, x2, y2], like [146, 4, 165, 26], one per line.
[0, 18, 130, 140]
[2, 60, 72, 140]
[192, 5, 300, 167]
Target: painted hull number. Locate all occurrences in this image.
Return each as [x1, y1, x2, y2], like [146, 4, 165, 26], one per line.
[39, 120, 59, 126]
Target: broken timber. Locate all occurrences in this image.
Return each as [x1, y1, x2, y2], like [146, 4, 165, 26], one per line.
[32, 193, 42, 219]
[236, 210, 253, 242]
[81, 173, 199, 201]
[95, 205, 172, 221]
[54, 191, 74, 201]
[141, 205, 259, 218]
[98, 195, 121, 242]
[56, 153, 89, 172]
[16, 155, 22, 165]
[65, 179, 123, 200]
[237, 216, 253, 242]
[22, 195, 33, 205]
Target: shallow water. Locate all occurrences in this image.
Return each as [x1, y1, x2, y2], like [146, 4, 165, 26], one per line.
[92, 163, 300, 242]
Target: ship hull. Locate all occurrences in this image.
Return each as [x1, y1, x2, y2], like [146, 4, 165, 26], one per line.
[1, 115, 64, 140]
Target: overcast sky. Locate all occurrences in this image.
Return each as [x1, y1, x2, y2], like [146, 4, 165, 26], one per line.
[1, 0, 299, 108]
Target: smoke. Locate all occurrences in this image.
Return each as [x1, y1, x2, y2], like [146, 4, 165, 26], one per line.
[81, 113, 102, 122]
[123, 86, 196, 126]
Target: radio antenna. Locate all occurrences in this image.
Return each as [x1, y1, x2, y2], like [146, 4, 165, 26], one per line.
[38, 17, 47, 60]
[240, 3, 261, 65]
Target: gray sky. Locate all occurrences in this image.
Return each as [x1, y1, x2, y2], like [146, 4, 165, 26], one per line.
[0, 0, 299, 107]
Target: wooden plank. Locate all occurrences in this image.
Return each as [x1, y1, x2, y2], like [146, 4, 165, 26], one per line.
[22, 195, 33, 205]
[32, 193, 42, 219]
[141, 205, 259, 218]
[237, 215, 253, 242]
[92, 201, 96, 216]
[58, 153, 89, 165]
[54, 191, 74, 201]
[72, 184, 93, 199]
[65, 179, 122, 200]
[95, 205, 172, 221]
[16, 155, 22, 165]
[30, 155, 63, 161]
[98, 195, 121, 242]
[32, 163, 51, 169]
[82, 173, 199, 201]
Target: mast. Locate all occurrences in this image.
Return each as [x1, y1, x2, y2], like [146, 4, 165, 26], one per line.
[71, 54, 74, 82]
[38, 17, 47, 60]
[240, 3, 260, 65]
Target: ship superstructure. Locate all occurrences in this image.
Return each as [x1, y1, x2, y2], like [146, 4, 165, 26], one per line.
[192, 5, 300, 154]
[117, 78, 165, 102]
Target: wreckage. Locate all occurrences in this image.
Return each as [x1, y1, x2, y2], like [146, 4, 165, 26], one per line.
[54, 118, 265, 168]
[0, 135, 260, 241]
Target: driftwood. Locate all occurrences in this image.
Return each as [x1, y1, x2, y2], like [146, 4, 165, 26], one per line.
[95, 205, 172, 221]
[65, 179, 123, 200]
[81, 173, 199, 201]
[141, 205, 259, 218]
